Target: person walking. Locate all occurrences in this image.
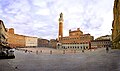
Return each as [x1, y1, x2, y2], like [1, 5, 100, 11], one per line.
[106, 47, 109, 53]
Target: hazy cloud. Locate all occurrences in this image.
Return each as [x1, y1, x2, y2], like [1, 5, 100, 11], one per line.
[0, 0, 114, 39]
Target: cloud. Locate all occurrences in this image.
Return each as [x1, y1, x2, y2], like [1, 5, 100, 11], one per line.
[32, 0, 47, 7]
[36, 8, 50, 15]
[0, 0, 114, 39]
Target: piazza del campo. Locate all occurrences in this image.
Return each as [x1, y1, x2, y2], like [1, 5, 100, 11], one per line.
[0, 0, 120, 71]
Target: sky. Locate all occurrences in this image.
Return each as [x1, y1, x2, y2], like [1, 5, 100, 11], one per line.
[0, 0, 114, 40]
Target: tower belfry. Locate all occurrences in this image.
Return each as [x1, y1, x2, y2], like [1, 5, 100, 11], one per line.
[58, 12, 64, 40]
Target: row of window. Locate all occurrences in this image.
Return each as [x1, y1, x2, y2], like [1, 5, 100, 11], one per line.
[91, 45, 111, 47]
[91, 42, 111, 44]
[62, 37, 90, 40]
[62, 42, 89, 44]
[61, 46, 88, 49]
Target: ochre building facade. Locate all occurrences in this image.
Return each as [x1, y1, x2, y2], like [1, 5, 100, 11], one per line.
[49, 39, 57, 48]
[112, 0, 120, 49]
[37, 38, 49, 47]
[7, 28, 25, 48]
[7, 28, 38, 48]
[58, 28, 93, 50]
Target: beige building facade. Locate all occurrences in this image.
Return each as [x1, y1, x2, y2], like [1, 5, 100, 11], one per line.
[96, 35, 112, 41]
[25, 36, 38, 47]
[91, 39, 112, 49]
[0, 20, 8, 50]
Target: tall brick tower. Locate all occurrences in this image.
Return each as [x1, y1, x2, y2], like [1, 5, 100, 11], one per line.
[58, 12, 63, 40]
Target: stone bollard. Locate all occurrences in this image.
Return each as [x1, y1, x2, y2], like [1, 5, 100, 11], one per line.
[71, 50, 73, 53]
[28, 51, 30, 53]
[82, 49, 84, 53]
[36, 50, 38, 54]
[89, 49, 92, 51]
[74, 50, 76, 53]
[40, 50, 42, 53]
[50, 50, 52, 54]
[63, 50, 65, 54]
